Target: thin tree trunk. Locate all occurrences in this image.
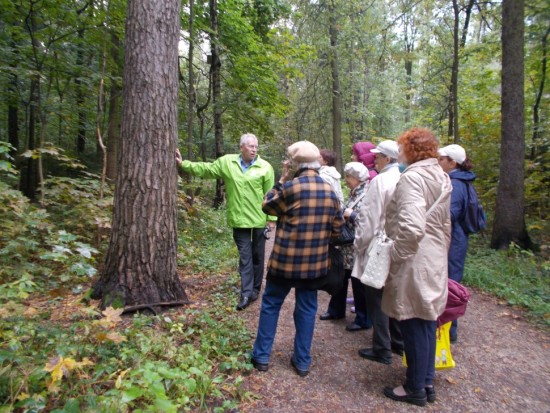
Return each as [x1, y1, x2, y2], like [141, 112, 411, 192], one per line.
[75, 28, 87, 153]
[106, 31, 121, 181]
[92, 0, 187, 308]
[329, 0, 342, 171]
[210, 0, 225, 208]
[449, 0, 460, 142]
[491, 0, 532, 250]
[531, 27, 549, 160]
[187, 0, 195, 160]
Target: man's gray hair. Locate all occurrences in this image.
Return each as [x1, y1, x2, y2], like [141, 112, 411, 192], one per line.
[295, 160, 321, 170]
[240, 133, 258, 146]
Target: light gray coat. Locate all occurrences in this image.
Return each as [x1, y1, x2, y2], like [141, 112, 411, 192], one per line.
[381, 158, 452, 321]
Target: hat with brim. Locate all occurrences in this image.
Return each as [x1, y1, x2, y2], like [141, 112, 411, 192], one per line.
[370, 140, 399, 159]
[439, 144, 466, 165]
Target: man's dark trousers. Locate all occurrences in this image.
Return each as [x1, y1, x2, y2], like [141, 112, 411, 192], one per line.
[233, 228, 266, 299]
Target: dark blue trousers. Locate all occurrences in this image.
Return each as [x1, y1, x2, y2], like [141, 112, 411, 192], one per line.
[400, 318, 437, 393]
[326, 269, 371, 328]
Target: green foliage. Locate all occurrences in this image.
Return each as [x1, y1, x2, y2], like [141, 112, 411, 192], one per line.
[0, 178, 105, 298]
[177, 188, 239, 274]
[464, 236, 550, 327]
[0, 279, 254, 412]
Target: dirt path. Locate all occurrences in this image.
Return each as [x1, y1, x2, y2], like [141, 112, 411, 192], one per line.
[238, 241, 550, 412]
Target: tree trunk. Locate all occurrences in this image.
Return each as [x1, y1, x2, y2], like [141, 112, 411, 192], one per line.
[210, 0, 225, 208]
[7, 35, 19, 158]
[187, 0, 195, 160]
[20, 78, 39, 200]
[92, 0, 187, 308]
[490, 0, 532, 250]
[531, 27, 549, 160]
[106, 31, 122, 181]
[329, 0, 342, 172]
[8, 80, 19, 159]
[448, 0, 460, 142]
[75, 28, 87, 153]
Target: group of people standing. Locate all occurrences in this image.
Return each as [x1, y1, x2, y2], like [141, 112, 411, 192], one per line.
[176, 127, 477, 407]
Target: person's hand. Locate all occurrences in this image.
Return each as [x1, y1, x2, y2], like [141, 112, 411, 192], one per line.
[343, 208, 353, 219]
[267, 221, 276, 230]
[175, 149, 183, 165]
[279, 160, 292, 184]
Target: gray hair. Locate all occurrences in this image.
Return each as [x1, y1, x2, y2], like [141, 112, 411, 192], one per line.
[295, 160, 321, 170]
[240, 133, 258, 146]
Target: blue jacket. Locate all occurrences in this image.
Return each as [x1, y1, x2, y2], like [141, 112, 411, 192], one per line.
[448, 169, 476, 282]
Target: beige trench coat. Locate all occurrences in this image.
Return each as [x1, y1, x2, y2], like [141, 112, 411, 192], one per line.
[381, 158, 452, 321]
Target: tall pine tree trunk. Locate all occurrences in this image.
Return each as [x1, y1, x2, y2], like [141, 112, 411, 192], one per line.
[490, 0, 532, 250]
[92, 0, 187, 308]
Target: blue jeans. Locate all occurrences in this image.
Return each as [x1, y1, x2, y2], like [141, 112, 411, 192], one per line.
[400, 318, 437, 393]
[252, 280, 318, 370]
[233, 228, 266, 298]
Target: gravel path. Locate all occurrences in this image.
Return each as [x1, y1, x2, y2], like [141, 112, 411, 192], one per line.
[238, 240, 550, 412]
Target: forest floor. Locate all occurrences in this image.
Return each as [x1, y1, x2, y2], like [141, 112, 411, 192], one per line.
[234, 239, 550, 413]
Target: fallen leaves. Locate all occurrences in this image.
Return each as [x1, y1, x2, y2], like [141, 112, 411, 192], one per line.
[43, 356, 93, 392]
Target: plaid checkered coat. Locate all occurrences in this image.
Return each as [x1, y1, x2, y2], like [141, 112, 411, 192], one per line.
[263, 169, 344, 281]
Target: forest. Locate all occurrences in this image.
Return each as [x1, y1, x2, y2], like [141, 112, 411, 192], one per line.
[0, 0, 548, 411]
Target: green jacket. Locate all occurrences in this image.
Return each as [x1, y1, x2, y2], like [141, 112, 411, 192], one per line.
[180, 154, 276, 228]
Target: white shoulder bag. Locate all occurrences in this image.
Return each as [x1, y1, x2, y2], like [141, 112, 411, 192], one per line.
[360, 184, 446, 289]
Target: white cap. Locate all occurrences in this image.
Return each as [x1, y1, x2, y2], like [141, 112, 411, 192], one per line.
[438, 144, 466, 165]
[370, 140, 399, 160]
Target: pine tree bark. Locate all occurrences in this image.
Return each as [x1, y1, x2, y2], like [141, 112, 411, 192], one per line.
[92, 0, 187, 308]
[490, 0, 532, 250]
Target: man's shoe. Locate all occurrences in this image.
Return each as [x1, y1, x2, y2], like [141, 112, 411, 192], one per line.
[236, 296, 250, 311]
[383, 385, 427, 407]
[290, 357, 309, 377]
[345, 322, 370, 332]
[319, 312, 344, 321]
[251, 358, 269, 372]
[358, 348, 392, 365]
[250, 292, 259, 302]
[425, 386, 436, 403]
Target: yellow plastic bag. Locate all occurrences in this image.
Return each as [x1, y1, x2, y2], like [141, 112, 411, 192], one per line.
[403, 322, 455, 370]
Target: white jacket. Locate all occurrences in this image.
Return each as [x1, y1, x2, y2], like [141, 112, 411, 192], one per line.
[351, 163, 401, 280]
[319, 165, 345, 208]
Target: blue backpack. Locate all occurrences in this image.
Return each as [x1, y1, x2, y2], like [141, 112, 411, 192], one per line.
[461, 182, 487, 234]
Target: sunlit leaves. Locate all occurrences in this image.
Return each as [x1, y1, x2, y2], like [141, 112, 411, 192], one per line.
[43, 356, 93, 392]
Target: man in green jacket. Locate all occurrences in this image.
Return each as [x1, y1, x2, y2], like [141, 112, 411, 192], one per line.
[176, 133, 276, 311]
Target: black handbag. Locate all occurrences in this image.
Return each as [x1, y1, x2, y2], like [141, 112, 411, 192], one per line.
[332, 223, 355, 246]
[319, 244, 345, 296]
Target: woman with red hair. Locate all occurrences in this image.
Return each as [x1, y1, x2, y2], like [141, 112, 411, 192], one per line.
[381, 127, 452, 406]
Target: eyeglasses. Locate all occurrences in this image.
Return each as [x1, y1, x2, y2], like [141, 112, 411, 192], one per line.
[263, 227, 272, 239]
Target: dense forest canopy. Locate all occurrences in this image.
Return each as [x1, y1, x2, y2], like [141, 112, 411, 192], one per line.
[0, 0, 548, 227]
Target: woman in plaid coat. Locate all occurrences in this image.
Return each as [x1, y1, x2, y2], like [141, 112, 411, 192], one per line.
[251, 141, 344, 377]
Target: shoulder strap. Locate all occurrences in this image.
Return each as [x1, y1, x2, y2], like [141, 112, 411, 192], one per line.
[426, 184, 446, 217]
[347, 191, 366, 210]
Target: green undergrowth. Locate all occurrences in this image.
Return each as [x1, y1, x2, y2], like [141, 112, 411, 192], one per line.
[464, 234, 550, 328]
[0, 176, 254, 412]
[1, 280, 254, 412]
